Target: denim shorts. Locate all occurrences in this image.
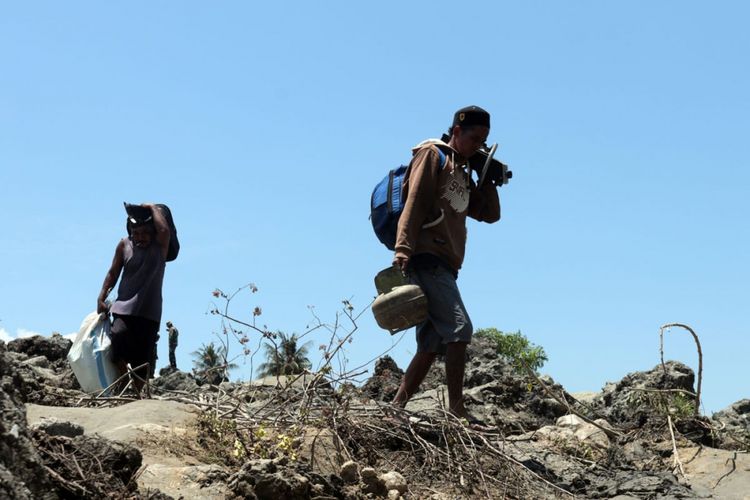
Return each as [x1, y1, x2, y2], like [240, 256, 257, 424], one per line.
[409, 263, 473, 354]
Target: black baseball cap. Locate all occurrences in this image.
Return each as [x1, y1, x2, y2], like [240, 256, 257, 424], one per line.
[452, 105, 491, 129]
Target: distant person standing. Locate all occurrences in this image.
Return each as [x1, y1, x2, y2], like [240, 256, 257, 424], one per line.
[167, 321, 179, 370]
[97, 203, 170, 391]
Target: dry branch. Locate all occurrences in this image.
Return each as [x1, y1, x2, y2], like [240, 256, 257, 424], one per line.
[667, 415, 687, 479]
[659, 323, 703, 416]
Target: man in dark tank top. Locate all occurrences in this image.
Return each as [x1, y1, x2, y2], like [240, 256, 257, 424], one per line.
[97, 203, 171, 392]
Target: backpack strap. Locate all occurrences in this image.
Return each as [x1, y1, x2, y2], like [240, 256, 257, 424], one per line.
[417, 145, 446, 170]
[436, 147, 446, 168]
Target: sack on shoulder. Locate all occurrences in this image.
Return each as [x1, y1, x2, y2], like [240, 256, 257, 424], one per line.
[124, 202, 180, 262]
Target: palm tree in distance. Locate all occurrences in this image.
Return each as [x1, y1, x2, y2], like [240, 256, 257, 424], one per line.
[191, 342, 237, 385]
[257, 331, 312, 378]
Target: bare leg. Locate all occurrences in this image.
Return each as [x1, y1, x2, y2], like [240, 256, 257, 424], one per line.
[131, 366, 147, 393]
[392, 352, 437, 407]
[113, 360, 129, 393]
[115, 360, 147, 394]
[116, 360, 128, 375]
[445, 342, 468, 418]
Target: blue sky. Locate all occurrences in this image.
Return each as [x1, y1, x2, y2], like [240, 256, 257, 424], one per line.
[1, 2, 747, 414]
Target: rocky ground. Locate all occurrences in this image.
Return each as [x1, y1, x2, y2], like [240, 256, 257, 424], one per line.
[1, 333, 749, 499]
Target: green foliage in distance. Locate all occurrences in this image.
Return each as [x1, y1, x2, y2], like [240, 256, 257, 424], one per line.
[191, 342, 238, 384]
[475, 328, 548, 373]
[256, 331, 312, 378]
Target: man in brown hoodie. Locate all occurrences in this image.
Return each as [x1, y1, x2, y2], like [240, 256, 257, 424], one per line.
[392, 106, 501, 422]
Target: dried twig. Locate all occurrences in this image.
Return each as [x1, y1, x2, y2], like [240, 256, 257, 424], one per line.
[42, 464, 90, 496]
[667, 415, 687, 479]
[659, 323, 703, 416]
[713, 451, 738, 488]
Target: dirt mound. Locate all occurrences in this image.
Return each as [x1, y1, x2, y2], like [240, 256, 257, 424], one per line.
[5, 330, 750, 498]
[32, 431, 144, 498]
[2, 339, 169, 499]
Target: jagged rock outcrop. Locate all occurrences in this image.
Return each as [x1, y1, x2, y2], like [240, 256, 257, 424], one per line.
[712, 398, 750, 433]
[361, 355, 403, 402]
[596, 360, 697, 427]
[0, 342, 55, 499]
[226, 456, 343, 499]
[711, 398, 750, 449]
[5, 335, 80, 402]
[152, 367, 201, 392]
[404, 335, 570, 433]
[8, 334, 71, 365]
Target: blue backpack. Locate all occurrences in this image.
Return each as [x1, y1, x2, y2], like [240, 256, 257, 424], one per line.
[370, 147, 446, 250]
